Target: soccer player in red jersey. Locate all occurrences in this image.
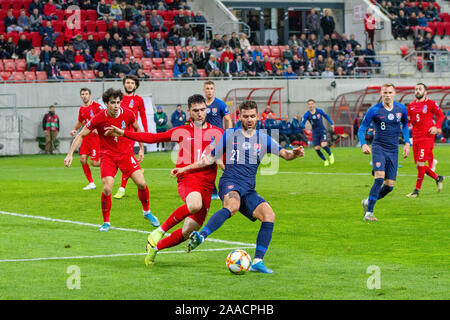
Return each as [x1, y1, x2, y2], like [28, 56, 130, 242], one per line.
[406, 83, 445, 198]
[113, 75, 148, 199]
[104, 94, 223, 265]
[64, 88, 160, 232]
[70, 88, 103, 190]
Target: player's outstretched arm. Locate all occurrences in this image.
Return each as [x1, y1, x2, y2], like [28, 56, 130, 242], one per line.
[64, 126, 91, 167]
[171, 154, 216, 177]
[279, 146, 305, 160]
[131, 120, 145, 162]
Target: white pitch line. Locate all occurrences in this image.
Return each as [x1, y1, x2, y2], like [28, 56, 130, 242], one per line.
[0, 246, 256, 263]
[0, 211, 255, 248]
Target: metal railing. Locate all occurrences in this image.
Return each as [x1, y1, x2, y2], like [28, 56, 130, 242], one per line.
[189, 22, 214, 42]
[403, 50, 450, 74]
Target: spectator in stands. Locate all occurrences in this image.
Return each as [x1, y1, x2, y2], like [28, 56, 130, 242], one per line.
[288, 34, 300, 50]
[63, 44, 80, 71]
[108, 21, 122, 38]
[264, 113, 279, 136]
[307, 8, 320, 38]
[45, 57, 64, 80]
[135, 20, 150, 44]
[39, 45, 52, 70]
[282, 46, 293, 62]
[230, 54, 246, 77]
[264, 56, 275, 76]
[247, 15, 259, 44]
[136, 68, 149, 79]
[316, 55, 326, 73]
[393, 10, 409, 40]
[334, 66, 346, 77]
[424, 4, 440, 22]
[364, 8, 376, 47]
[415, 11, 428, 37]
[292, 44, 303, 59]
[73, 34, 89, 52]
[261, 106, 275, 125]
[254, 55, 267, 77]
[185, 9, 194, 24]
[109, 45, 125, 62]
[26, 47, 40, 70]
[321, 67, 334, 79]
[239, 33, 251, 51]
[219, 56, 232, 78]
[118, 1, 132, 21]
[81, 0, 97, 11]
[324, 56, 334, 72]
[4, 10, 19, 31]
[87, 34, 98, 55]
[4, 37, 18, 59]
[110, 0, 122, 20]
[291, 113, 308, 145]
[251, 46, 263, 61]
[210, 34, 224, 51]
[150, 10, 166, 32]
[241, 54, 255, 76]
[156, 1, 168, 11]
[42, 105, 60, 154]
[99, 32, 113, 51]
[30, 8, 43, 32]
[167, 25, 180, 46]
[174, 59, 186, 78]
[180, 23, 195, 46]
[192, 46, 208, 69]
[174, 9, 187, 28]
[43, 0, 58, 20]
[121, 22, 134, 46]
[111, 57, 131, 77]
[112, 33, 124, 51]
[98, 0, 112, 21]
[423, 32, 435, 51]
[228, 32, 240, 50]
[205, 55, 222, 77]
[184, 57, 197, 73]
[28, 0, 44, 15]
[171, 104, 187, 127]
[348, 34, 360, 50]
[94, 46, 108, 69]
[321, 9, 335, 37]
[83, 49, 95, 69]
[141, 33, 155, 58]
[219, 46, 234, 63]
[193, 10, 208, 40]
[18, 9, 31, 32]
[74, 50, 88, 70]
[413, 33, 427, 51]
[17, 34, 32, 59]
[355, 56, 370, 76]
[177, 45, 188, 61]
[305, 45, 315, 61]
[409, 12, 419, 31]
[96, 57, 112, 77]
[183, 65, 199, 78]
[283, 65, 297, 79]
[153, 32, 169, 58]
[40, 21, 59, 47]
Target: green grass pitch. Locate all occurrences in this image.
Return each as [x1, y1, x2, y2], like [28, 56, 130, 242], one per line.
[0, 146, 449, 300]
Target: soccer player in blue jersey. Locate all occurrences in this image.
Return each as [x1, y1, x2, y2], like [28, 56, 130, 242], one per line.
[300, 99, 335, 166]
[172, 100, 305, 274]
[203, 80, 233, 199]
[358, 83, 411, 221]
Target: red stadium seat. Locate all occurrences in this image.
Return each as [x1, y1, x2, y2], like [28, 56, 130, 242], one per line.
[141, 58, 153, 71]
[435, 22, 445, 36]
[71, 70, 83, 81]
[151, 69, 164, 80]
[24, 71, 36, 81]
[83, 70, 95, 79]
[11, 71, 25, 82]
[400, 45, 409, 56]
[3, 59, 15, 72]
[0, 72, 11, 80]
[12, 9, 20, 18]
[0, 10, 7, 22]
[15, 59, 26, 72]
[0, 61, 4, 71]
[164, 58, 174, 70]
[445, 22, 450, 36]
[36, 71, 47, 82]
[86, 9, 97, 21]
[0, 1, 12, 11]
[12, 1, 23, 10]
[197, 69, 206, 78]
[85, 21, 96, 33]
[162, 69, 173, 79]
[167, 46, 176, 58]
[52, 20, 63, 33]
[122, 46, 132, 58]
[59, 71, 72, 80]
[97, 32, 107, 40]
[131, 46, 143, 59]
[28, 32, 42, 47]
[260, 46, 270, 57]
[427, 21, 436, 35]
[152, 58, 163, 68]
[269, 46, 281, 58]
[96, 20, 107, 33]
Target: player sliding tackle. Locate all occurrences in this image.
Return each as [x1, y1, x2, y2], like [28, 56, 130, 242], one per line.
[64, 88, 159, 232]
[358, 83, 411, 222]
[172, 100, 305, 274]
[105, 94, 224, 266]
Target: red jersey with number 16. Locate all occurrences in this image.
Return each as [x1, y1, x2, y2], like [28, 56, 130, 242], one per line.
[124, 122, 224, 188]
[407, 98, 445, 141]
[86, 108, 136, 157]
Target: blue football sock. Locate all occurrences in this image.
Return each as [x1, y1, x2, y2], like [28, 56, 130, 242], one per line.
[368, 178, 384, 212]
[254, 222, 274, 260]
[378, 185, 394, 200]
[315, 149, 326, 160]
[323, 146, 332, 155]
[199, 208, 231, 239]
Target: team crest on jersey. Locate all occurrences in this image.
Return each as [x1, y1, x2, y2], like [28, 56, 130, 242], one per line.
[206, 108, 211, 114]
[212, 107, 217, 114]
[228, 185, 234, 189]
[129, 99, 134, 108]
[312, 115, 316, 119]
[254, 143, 261, 150]
[86, 120, 91, 127]
[121, 120, 126, 129]
[90, 110, 94, 117]
[376, 162, 381, 168]
[422, 105, 427, 113]
[242, 142, 251, 150]
[388, 113, 394, 120]
[317, 114, 321, 119]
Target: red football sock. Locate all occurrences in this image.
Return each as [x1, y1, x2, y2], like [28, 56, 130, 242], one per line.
[138, 186, 150, 211]
[101, 193, 111, 223]
[156, 228, 185, 251]
[82, 163, 94, 183]
[424, 166, 438, 180]
[120, 175, 128, 189]
[416, 166, 426, 190]
[161, 204, 191, 233]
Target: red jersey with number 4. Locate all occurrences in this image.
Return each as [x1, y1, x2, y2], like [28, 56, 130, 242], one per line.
[86, 108, 136, 157]
[408, 98, 445, 141]
[124, 122, 224, 187]
[121, 94, 148, 132]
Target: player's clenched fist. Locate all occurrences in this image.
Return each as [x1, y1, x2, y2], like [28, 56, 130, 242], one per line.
[64, 155, 73, 167]
[362, 144, 371, 154]
[293, 146, 305, 158]
[104, 125, 124, 137]
[171, 167, 185, 177]
[70, 129, 77, 137]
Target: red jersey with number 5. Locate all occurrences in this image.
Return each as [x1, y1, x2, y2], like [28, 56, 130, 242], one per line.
[124, 122, 224, 187]
[86, 108, 136, 157]
[407, 98, 445, 141]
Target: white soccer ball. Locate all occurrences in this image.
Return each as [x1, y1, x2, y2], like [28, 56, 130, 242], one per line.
[226, 250, 252, 275]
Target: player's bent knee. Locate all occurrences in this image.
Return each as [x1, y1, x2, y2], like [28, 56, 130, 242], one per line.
[187, 201, 202, 214]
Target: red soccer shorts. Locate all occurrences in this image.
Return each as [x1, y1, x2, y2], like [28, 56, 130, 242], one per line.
[80, 134, 100, 162]
[413, 139, 434, 162]
[100, 153, 141, 179]
[177, 180, 213, 226]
